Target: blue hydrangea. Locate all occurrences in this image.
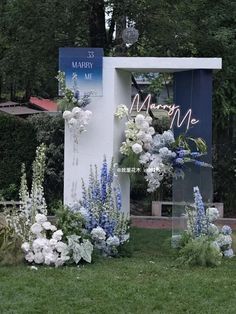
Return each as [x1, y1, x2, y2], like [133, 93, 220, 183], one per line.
[221, 225, 232, 235]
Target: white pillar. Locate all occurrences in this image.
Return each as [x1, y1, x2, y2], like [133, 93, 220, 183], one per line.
[64, 60, 131, 214]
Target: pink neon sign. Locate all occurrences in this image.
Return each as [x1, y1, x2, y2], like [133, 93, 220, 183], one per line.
[130, 94, 199, 131]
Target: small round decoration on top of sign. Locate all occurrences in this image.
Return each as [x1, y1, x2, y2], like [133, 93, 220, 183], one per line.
[122, 27, 139, 46]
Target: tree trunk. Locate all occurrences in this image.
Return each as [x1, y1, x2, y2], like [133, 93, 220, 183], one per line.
[89, 0, 106, 48]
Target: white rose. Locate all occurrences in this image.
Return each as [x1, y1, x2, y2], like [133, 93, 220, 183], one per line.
[132, 143, 143, 154]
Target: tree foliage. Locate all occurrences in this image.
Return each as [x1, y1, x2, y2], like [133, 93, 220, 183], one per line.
[0, 0, 235, 213]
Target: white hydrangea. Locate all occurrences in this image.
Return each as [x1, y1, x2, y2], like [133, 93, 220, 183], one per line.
[79, 207, 90, 221]
[30, 223, 43, 235]
[223, 249, 234, 258]
[106, 236, 120, 247]
[135, 114, 145, 126]
[208, 223, 219, 237]
[148, 127, 155, 135]
[35, 213, 47, 225]
[52, 230, 63, 241]
[206, 207, 219, 222]
[216, 234, 232, 248]
[42, 221, 53, 230]
[55, 241, 69, 254]
[120, 233, 130, 244]
[139, 152, 151, 165]
[34, 252, 44, 264]
[159, 147, 176, 159]
[91, 226, 106, 241]
[25, 252, 34, 262]
[162, 130, 175, 144]
[21, 242, 30, 253]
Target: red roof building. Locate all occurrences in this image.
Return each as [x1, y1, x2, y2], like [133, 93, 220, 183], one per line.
[29, 97, 58, 112]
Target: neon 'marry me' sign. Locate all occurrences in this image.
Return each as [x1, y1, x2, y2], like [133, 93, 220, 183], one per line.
[130, 94, 199, 131]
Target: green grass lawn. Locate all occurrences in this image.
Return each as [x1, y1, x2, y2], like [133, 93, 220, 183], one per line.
[1, 228, 236, 314]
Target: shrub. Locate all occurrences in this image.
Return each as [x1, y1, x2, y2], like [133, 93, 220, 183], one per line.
[178, 236, 222, 267]
[0, 113, 37, 200]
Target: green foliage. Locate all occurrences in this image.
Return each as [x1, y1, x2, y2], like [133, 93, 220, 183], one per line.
[55, 202, 84, 238]
[0, 214, 23, 266]
[0, 113, 37, 200]
[177, 236, 222, 267]
[27, 114, 64, 207]
[67, 235, 93, 264]
[1, 229, 236, 313]
[173, 134, 207, 153]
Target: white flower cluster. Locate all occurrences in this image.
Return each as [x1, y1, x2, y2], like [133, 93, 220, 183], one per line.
[63, 106, 92, 142]
[141, 130, 176, 192]
[21, 214, 70, 267]
[120, 114, 154, 155]
[186, 206, 234, 259]
[206, 207, 220, 222]
[114, 104, 129, 119]
[90, 226, 129, 256]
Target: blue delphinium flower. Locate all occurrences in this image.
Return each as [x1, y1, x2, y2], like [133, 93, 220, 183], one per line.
[100, 157, 108, 203]
[193, 186, 207, 237]
[176, 149, 190, 158]
[115, 187, 122, 211]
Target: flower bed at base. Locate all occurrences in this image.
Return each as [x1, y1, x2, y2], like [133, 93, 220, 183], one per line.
[0, 145, 129, 267]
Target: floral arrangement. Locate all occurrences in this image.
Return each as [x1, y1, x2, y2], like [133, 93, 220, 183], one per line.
[63, 107, 92, 143]
[115, 104, 211, 193]
[56, 71, 92, 142]
[1, 144, 94, 267]
[21, 213, 93, 267]
[56, 71, 91, 110]
[70, 157, 130, 256]
[177, 186, 234, 266]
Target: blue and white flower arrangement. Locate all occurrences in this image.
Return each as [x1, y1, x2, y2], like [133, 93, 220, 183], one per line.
[115, 105, 212, 193]
[184, 186, 234, 259]
[70, 157, 130, 256]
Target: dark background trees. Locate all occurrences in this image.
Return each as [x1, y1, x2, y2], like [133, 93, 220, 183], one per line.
[0, 0, 235, 214]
